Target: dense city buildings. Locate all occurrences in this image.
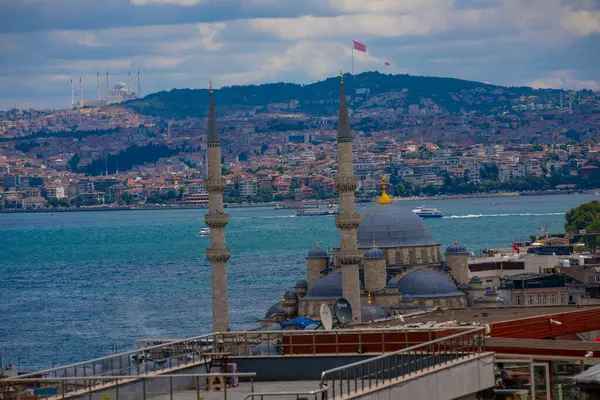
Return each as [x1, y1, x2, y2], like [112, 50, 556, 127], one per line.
[1, 73, 600, 211]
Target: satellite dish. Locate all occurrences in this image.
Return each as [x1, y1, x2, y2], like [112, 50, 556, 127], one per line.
[334, 298, 353, 325]
[320, 304, 333, 331]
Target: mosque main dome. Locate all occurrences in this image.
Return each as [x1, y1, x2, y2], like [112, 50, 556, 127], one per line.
[357, 203, 437, 248]
[397, 269, 464, 298]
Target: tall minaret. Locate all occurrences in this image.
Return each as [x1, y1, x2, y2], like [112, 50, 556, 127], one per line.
[204, 81, 231, 332]
[334, 72, 362, 324]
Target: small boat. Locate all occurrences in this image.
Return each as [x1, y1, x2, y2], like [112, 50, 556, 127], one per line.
[490, 203, 498, 207]
[411, 206, 443, 218]
[199, 228, 211, 236]
[274, 203, 284, 210]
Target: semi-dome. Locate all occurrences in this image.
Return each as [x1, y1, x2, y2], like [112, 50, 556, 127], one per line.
[361, 304, 388, 322]
[363, 247, 385, 260]
[469, 276, 482, 284]
[264, 302, 282, 319]
[446, 241, 468, 254]
[358, 203, 437, 248]
[303, 272, 342, 299]
[397, 269, 464, 298]
[294, 279, 308, 289]
[284, 290, 298, 300]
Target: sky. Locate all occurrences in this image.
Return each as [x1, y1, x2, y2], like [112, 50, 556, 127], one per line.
[0, 0, 599, 110]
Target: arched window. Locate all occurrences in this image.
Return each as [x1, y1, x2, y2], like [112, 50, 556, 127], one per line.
[395, 250, 405, 265]
[408, 249, 416, 264]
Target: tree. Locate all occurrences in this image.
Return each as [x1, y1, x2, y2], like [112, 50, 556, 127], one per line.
[68, 154, 80, 172]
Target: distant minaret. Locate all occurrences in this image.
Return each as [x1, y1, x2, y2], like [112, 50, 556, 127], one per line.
[128, 72, 132, 95]
[137, 70, 141, 97]
[560, 92, 563, 109]
[205, 81, 231, 333]
[79, 77, 83, 108]
[106, 71, 109, 100]
[97, 72, 101, 101]
[70, 78, 74, 108]
[334, 72, 362, 324]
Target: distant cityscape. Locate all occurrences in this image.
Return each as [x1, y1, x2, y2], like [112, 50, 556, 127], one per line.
[1, 72, 600, 210]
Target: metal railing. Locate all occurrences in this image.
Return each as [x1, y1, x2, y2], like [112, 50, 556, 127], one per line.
[319, 327, 486, 399]
[244, 387, 329, 400]
[6, 327, 479, 396]
[1, 373, 256, 400]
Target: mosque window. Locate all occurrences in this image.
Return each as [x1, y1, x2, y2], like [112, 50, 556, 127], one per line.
[420, 249, 428, 263]
[528, 295, 533, 305]
[396, 251, 405, 264]
[561, 294, 566, 304]
[408, 249, 416, 264]
[516, 295, 522, 305]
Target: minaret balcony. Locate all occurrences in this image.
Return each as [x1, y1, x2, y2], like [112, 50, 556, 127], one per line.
[205, 213, 229, 228]
[206, 248, 231, 262]
[335, 214, 361, 229]
[338, 251, 362, 265]
[206, 178, 227, 193]
[334, 176, 358, 192]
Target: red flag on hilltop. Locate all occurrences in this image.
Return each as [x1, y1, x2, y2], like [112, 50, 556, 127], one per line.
[513, 242, 520, 255]
[353, 40, 367, 52]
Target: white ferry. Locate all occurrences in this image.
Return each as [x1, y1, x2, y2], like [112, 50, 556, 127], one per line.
[199, 227, 211, 236]
[411, 206, 443, 218]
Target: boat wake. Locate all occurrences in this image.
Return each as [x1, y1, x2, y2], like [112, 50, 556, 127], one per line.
[444, 212, 564, 219]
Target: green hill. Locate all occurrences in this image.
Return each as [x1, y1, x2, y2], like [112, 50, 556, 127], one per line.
[127, 71, 555, 119]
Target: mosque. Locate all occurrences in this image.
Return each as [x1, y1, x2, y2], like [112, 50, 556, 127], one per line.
[203, 75, 503, 333]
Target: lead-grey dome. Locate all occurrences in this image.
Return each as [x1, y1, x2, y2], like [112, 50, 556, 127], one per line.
[364, 247, 385, 260]
[361, 304, 388, 322]
[303, 272, 342, 299]
[358, 203, 437, 248]
[307, 245, 328, 259]
[264, 302, 282, 319]
[446, 242, 468, 254]
[397, 269, 464, 298]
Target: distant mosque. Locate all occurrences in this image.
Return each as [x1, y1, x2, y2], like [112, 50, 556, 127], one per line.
[203, 74, 502, 333]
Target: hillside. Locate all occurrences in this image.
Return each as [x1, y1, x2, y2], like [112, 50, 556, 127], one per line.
[127, 71, 557, 119]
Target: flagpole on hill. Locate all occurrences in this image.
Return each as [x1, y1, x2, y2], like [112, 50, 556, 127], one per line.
[351, 44, 354, 75]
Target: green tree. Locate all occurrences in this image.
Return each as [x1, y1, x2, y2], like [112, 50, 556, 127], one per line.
[68, 154, 80, 172]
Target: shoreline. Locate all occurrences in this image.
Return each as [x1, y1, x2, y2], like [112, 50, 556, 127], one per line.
[0, 190, 589, 214]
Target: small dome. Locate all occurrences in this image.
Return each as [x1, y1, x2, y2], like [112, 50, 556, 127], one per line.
[446, 242, 468, 254]
[284, 290, 298, 300]
[397, 269, 464, 298]
[458, 283, 470, 291]
[364, 247, 385, 260]
[485, 287, 498, 296]
[294, 279, 308, 289]
[357, 203, 437, 248]
[264, 302, 282, 319]
[307, 245, 328, 259]
[361, 304, 388, 322]
[469, 276, 482, 284]
[304, 273, 342, 299]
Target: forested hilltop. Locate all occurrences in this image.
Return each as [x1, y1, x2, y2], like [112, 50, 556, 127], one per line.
[127, 71, 562, 119]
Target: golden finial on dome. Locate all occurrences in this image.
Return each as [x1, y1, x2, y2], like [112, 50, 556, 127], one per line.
[372, 240, 376, 248]
[454, 237, 457, 244]
[368, 292, 372, 304]
[316, 240, 319, 248]
[340, 71, 344, 83]
[378, 174, 392, 204]
[209, 80, 213, 94]
[281, 289, 285, 302]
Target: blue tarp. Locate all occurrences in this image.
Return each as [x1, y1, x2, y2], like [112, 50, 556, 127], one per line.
[280, 317, 319, 330]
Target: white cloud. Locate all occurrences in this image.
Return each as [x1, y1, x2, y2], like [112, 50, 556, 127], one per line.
[530, 70, 600, 91]
[130, 0, 207, 6]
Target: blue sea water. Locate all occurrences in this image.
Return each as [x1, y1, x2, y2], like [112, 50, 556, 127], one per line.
[0, 194, 597, 370]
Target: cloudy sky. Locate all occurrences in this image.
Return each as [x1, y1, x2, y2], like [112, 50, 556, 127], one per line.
[0, 0, 599, 109]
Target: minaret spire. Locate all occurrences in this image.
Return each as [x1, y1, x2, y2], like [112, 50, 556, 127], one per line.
[204, 80, 231, 333]
[334, 71, 362, 324]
